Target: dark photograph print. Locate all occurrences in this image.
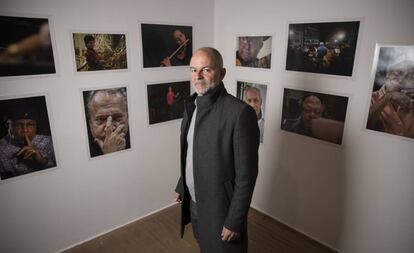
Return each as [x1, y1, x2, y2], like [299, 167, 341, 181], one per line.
[0, 96, 57, 181]
[286, 21, 360, 76]
[141, 23, 192, 68]
[82, 87, 131, 158]
[236, 81, 267, 143]
[147, 81, 190, 124]
[73, 33, 127, 72]
[236, 36, 272, 69]
[0, 15, 56, 77]
[366, 45, 414, 140]
[281, 88, 349, 145]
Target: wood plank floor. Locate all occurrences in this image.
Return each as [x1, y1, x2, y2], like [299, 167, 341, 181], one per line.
[63, 204, 337, 253]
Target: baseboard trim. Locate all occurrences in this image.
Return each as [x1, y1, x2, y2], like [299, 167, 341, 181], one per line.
[57, 202, 178, 253]
[58, 203, 341, 253]
[250, 205, 341, 253]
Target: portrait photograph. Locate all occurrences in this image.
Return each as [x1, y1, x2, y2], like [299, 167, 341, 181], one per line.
[140, 23, 192, 68]
[365, 44, 414, 140]
[0, 15, 56, 77]
[281, 88, 349, 145]
[236, 36, 272, 69]
[73, 33, 128, 72]
[0, 95, 57, 181]
[236, 81, 267, 143]
[285, 20, 360, 76]
[147, 80, 191, 125]
[82, 87, 131, 158]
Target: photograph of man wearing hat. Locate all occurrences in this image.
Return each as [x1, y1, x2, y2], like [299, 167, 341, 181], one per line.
[0, 96, 56, 180]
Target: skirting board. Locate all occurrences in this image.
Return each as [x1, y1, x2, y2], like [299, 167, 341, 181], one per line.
[250, 204, 341, 253]
[57, 202, 177, 253]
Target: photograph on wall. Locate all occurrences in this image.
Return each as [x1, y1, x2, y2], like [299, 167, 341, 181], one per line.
[281, 88, 349, 145]
[82, 87, 131, 158]
[236, 36, 272, 69]
[365, 45, 414, 140]
[0, 95, 57, 181]
[236, 81, 267, 143]
[73, 33, 127, 72]
[141, 23, 192, 68]
[147, 80, 190, 124]
[0, 15, 56, 77]
[286, 21, 360, 76]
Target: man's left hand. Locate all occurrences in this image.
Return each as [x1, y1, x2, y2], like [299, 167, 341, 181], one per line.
[221, 226, 240, 242]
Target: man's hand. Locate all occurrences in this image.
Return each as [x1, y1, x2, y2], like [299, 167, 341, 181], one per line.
[161, 57, 172, 66]
[95, 116, 127, 154]
[15, 134, 47, 166]
[221, 226, 240, 242]
[175, 193, 182, 203]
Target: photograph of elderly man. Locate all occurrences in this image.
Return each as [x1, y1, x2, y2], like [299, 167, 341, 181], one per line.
[237, 81, 267, 143]
[83, 87, 130, 158]
[281, 88, 348, 145]
[0, 96, 56, 181]
[236, 36, 272, 69]
[366, 45, 414, 139]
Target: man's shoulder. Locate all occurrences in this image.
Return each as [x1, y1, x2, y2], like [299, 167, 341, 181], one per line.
[221, 92, 247, 109]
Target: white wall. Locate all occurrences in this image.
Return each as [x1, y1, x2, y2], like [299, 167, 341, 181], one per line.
[0, 1, 214, 253]
[1, 1, 413, 253]
[214, 0, 414, 252]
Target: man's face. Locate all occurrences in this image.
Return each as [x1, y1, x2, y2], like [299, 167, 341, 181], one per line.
[86, 40, 95, 50]
[11, 119, 37, 144]
[173, 30, 187, 46]
[301, 96, 324, 127]
[244, 88, 262, 119]
[190, 50, 225, 95]
[88, 91, 129, 141]
[238, 37, 263, 62]
[384, 63, 414, 96]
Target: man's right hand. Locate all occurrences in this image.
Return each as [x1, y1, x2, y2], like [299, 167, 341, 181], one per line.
[175, 193, 182, 203]
[95, 116, 126, 154]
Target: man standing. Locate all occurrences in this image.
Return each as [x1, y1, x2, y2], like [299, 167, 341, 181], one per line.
[84, 88, 130, 157]
[243, 86, 265, 143]
[0, 105, 56, 180]
[175, 47, 259, 253]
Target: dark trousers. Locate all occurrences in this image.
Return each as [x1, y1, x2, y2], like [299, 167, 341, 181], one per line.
[190, 199, 199, 242]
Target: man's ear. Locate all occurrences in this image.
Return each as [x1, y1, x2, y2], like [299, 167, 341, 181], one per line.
[220, 68, 226, 80]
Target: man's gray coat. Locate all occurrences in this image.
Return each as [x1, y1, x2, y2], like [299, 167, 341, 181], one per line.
[175, 83, 259, 253]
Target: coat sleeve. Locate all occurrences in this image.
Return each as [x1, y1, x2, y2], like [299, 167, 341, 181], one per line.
[224, 105, 259, 232]
[175, 176, 184, 195]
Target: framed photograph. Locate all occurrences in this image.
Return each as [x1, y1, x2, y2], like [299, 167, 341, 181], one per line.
[365, 44, 414, 140]
[140, 23, 193, 68]
[81, 86, 131, 158]
[147, 80, 191, 125]
[0, 95, 57, 181]
[72, 32, 128, 72]
[236, 81, 268, 143]
[280, 88, 349, 145]
[0, 15, 56, 77]
[236, 35, 272, 69]
[285, 20, 360, 76]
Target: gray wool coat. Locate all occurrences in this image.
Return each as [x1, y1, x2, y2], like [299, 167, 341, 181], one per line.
[175, 83, 259, 253]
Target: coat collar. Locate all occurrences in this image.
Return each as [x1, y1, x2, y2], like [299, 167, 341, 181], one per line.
[186, 82, 226, 109]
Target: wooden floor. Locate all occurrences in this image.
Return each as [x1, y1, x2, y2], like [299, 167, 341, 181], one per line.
[63, 204, 336, 253]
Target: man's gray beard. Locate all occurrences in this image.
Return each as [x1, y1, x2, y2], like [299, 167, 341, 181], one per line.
[193, 80, 219, 96]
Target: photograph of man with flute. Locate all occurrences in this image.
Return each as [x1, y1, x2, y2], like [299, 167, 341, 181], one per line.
[141, 23, 192, 68]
